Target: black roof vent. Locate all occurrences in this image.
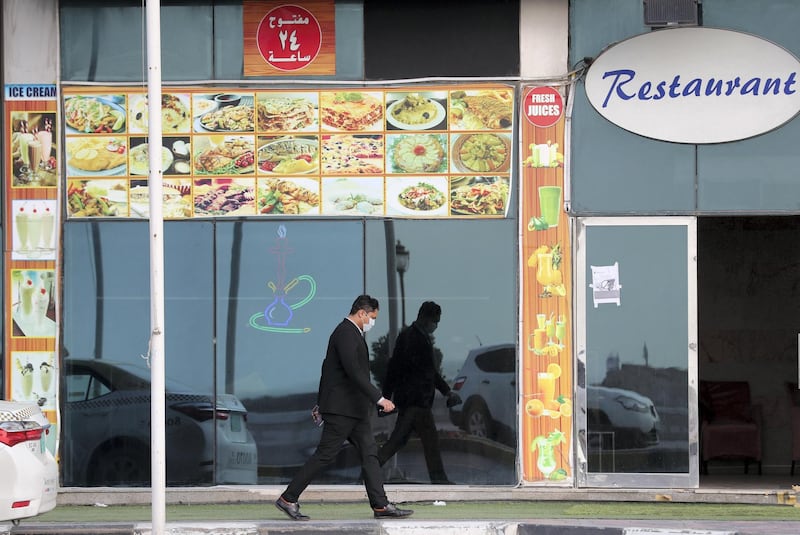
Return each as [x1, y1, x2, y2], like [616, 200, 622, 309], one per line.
[643, 0, 700, 28]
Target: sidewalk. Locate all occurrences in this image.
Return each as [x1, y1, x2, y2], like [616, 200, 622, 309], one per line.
[4, 491, 800, 535]
[5, 517, 800, 535]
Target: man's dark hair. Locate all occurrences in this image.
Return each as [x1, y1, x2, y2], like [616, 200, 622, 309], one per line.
[417, 301, 441, 321]
[350, 294, 379, 314]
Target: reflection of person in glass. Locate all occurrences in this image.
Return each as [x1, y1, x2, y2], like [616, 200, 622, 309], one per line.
[378, 301, 462, 484]
[275, 295, 413, 521]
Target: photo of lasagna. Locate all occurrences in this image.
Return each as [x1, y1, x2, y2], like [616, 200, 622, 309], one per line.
[321, 135, 384, 174]
[320, 92, 383, 131]
[257, 94, 317, 132]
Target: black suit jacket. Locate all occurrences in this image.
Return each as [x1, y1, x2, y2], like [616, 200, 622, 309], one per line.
[317, 318, 381, 419]
[383, 321, 450, 409]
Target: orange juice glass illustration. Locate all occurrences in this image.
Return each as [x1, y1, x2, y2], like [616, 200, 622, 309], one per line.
[538, 371, 556, 403]
[536, 253, 556, 287]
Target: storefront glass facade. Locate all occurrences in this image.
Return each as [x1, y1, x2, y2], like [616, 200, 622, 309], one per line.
[42, 0, 523, 486]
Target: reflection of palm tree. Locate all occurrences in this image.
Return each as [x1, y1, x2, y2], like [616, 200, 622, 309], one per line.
[91, 221, 104, 357]
[225, 221, 243, 394]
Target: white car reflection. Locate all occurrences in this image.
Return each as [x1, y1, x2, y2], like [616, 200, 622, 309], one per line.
[587, 385, 660, 449]
[61, 358, 257, 486]
[449, 343, 660, 449]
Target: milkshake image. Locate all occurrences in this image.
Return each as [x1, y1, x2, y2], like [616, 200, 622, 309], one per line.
[18, 121, 35, 169]
[19, 277, 35, 316]
[17, 359, 34, 400]
[40, 361, 53, 394]
[32, 280, 50, 326]
[27, 206, 43, 251]
[15, 205, 30, 252]
[41, 206, 55, 250]
[27, 137, 43, 172]
[36, 128, 52, 168]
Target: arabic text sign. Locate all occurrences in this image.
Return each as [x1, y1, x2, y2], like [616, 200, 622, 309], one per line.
[585, 27, 800, 144]
[244, 0, 335, 76]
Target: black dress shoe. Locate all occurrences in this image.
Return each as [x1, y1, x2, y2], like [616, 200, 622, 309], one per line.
[275, 497, 309, 521]
[373, 502, 414, 518]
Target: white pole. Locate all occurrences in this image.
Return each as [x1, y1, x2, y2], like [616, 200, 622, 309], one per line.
[145, 1, 166, 533]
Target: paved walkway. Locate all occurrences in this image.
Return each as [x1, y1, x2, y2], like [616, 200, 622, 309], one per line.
[4, 518, 800, 535]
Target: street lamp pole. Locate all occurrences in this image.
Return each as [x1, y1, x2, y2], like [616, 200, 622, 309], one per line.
[395, 240, 410, 328]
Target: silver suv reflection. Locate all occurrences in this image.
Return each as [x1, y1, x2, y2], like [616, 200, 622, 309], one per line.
[449, 344, 660, 449]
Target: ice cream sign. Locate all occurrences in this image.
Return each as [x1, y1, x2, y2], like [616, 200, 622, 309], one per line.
[585, 27, 800, 143]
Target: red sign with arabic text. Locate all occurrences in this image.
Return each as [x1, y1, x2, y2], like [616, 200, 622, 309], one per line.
[257, 5, 322, 71]
[244, 0, 335, 76]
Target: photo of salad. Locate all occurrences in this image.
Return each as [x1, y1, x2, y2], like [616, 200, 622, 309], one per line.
[386, 177, 449, 217]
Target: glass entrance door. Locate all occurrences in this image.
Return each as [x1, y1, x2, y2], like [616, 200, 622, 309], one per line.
[576, 217, 698, 488]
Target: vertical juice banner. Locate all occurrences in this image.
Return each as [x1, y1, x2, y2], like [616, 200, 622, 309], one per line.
[519, 85, 572, 483]
[4, 84, 60, 456]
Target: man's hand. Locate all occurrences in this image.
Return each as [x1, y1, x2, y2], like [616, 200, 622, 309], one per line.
[378, 398, 395, 413]
[446, 391, 463, 408]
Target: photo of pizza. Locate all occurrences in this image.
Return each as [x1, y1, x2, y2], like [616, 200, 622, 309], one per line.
[321, 135, 384, 174]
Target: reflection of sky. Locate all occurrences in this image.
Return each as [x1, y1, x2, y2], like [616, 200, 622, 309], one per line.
[585, 225, 689, 386]
[62, 218, 518, 400]
[366, 219, 517, 381]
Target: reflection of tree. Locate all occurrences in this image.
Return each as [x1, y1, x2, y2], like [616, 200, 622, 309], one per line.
[370, 331, 446, 392]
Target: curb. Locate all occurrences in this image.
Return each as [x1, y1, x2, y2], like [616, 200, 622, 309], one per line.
[0, 521, 745, 535]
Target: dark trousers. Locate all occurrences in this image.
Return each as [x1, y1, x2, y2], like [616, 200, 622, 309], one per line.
[282, 413, 388, 508]
[378, 406, 449, 483]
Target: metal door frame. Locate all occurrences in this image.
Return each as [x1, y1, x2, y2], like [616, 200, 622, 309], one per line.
[575, 216, 698, 488]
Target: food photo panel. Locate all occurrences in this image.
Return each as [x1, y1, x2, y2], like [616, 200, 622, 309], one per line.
[11, 199, 57, 261]
[386, 133, 448, 174]
[129, 179, 193, 219]
[257, 135, 319, 175]
[65, 136, 128, 177]
[11, 351, 56, 410]
[64, 94, 127, 134]
[256, 91, 319, 133]
[321, 134, 384, 174]
[449, 88, 514, 131]
[193, 178, 255, 217]
[193, 135, 256, 176]
[450, 132, 511, 174]
[10, 110, 58, 187]
[257, 177, 321, 215]
[11, 269, 56, 339]
[66, 178, 128, 217]
[450, 176, 510, 217]
[319, 91, 384, 132]
[385, 176, 449, 217]
[321, 177, 384, 216]
[192, 92, 255, 133]
[385, 90, 448, 131]
[128, 92, 191, 134]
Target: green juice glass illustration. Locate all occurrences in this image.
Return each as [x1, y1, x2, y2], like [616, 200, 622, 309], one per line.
[538, 186, 562, 228]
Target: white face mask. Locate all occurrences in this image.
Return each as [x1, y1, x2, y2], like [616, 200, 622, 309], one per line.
[362, 316, 375, 333]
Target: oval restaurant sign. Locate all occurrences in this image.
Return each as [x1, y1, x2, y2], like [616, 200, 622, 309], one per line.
[585, 27, 800, 144]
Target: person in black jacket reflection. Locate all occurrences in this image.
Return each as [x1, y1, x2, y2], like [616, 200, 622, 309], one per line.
[378, 301, 461, 484]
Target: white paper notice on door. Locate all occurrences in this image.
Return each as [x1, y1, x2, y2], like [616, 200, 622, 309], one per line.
[589, 262, 621, 307]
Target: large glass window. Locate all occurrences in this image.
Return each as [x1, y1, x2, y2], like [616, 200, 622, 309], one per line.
[61, 216, 519, 486]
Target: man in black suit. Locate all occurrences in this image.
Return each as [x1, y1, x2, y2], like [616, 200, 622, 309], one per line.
[378, 301, 461, 484]
[275, 295, 413, 521]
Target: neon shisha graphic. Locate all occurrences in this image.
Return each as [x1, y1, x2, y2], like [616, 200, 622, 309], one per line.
[249, 224, 316, 333]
